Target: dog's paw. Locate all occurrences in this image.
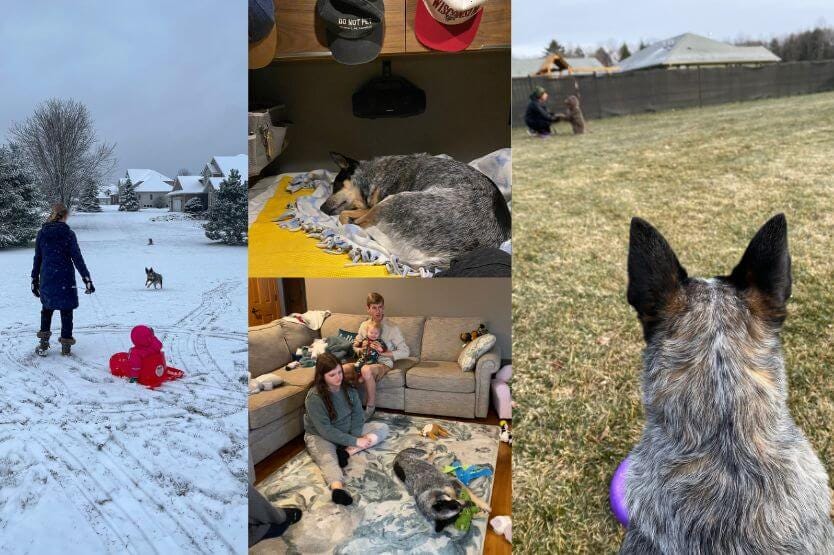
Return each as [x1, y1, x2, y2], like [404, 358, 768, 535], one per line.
[338, 213, 352, 225]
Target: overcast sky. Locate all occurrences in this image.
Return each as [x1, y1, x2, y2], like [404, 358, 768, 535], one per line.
[0, 1, 246, 183]
[513, 0, 834, 58]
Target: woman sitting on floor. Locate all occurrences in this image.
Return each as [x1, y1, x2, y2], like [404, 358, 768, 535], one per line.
[304, 353, 389, 506]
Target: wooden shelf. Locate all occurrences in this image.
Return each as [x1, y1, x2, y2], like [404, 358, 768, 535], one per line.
[273, 0, 508, 61]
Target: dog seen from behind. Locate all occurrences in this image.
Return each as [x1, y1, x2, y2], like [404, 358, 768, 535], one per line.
[621, 214, 834, 553]
[144, 267, 163, 289]
[321, 153, 511, 270]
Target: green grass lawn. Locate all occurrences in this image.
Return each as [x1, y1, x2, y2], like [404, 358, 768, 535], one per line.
[512, 91, 834, 554]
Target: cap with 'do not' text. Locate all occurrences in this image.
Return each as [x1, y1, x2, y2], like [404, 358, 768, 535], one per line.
[316, 0, 385, 65]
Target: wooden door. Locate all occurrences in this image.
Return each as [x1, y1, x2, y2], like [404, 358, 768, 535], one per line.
[282, 279, 308, 315]
[248, 278, 282, 326]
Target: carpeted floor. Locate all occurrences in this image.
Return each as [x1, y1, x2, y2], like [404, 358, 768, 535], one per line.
[252, 412, 500, 554]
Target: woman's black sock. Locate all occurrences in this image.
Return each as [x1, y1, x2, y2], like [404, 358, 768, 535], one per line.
[262, 521, 290, 539]
[332, 488, 353, 506]
[336, 446, 350, 468]
[284, 507, 303, 525]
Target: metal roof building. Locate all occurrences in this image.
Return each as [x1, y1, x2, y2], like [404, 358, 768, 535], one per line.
[618, 33, 780, 72]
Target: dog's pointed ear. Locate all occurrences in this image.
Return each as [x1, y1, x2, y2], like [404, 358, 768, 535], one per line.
[329, 152, 357, 170]
[728, 214, 791, 320]
[627, 218, 688, 326]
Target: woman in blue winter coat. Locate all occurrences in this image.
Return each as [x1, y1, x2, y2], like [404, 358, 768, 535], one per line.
[31, 203, 95, 356]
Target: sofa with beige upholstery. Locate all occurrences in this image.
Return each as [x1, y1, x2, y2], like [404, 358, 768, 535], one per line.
[248, 313, 501, 464]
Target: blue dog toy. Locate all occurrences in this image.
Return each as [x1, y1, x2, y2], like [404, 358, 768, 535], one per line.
[443, 459, 493, 486]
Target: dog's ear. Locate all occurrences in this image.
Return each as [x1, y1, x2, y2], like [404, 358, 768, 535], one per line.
[329, 152, 358, 170]
[627, 218, 688, 332]
[145, 267, 149, 273]
[728, 214, 791, 322]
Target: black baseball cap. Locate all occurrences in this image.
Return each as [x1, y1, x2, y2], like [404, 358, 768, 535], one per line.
[316, 0, 385, 65]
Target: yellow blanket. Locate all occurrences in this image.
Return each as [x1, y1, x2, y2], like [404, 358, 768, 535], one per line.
[248, 176, 393, 278]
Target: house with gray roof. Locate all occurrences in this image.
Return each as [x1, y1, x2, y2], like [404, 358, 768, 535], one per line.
[118, 169, 174, 208]
[201, 155, 247, 209]
[168, 175, 207, 212]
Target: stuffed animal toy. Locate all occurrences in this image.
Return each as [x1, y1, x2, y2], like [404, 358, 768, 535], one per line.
[499, 421, 513, 445]
[420, 423, 451, 440]
[454, 490, 482, 532]
[460, 323, 490, 343]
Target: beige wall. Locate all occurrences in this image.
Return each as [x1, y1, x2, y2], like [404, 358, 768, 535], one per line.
[249, 51, 510, 171]
[303, 278, 511, 359]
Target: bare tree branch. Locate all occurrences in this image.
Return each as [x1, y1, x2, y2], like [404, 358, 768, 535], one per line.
[10, 98, 117, 207]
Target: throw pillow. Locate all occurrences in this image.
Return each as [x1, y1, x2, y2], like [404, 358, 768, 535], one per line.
[338, 328, 358, 343]
[458, 333, 497, 372]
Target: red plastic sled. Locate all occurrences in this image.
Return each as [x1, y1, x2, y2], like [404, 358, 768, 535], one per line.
[109, 351, 185, 388]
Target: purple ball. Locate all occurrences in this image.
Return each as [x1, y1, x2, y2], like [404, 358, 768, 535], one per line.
[610, 456, 630, 527]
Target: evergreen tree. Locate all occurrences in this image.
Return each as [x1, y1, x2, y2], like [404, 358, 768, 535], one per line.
[77, 179, 102, 212]
[544, 39, 566, 56]
[0, 144, 44, 247]
[618, 42, 632, 61]
[184, 197, 205, 215]
[119, 177, 140, 212]
[204, 169, 247, 245]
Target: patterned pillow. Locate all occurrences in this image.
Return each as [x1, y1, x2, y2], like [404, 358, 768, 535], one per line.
[338, 328, 358, 343]
[458, 334, 497, 372]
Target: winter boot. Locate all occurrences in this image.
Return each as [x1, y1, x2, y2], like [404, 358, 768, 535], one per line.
[35, 331, 51, 356]
[59, 337, 76, 356]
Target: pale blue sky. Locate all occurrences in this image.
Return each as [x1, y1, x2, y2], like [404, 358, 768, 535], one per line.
[513, 0, 834, 58]
[0, 0, 246, 182]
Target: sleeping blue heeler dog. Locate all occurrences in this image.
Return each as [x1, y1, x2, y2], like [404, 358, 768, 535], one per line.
[622, 214, 834, 553]
[321, 152, 511, 269]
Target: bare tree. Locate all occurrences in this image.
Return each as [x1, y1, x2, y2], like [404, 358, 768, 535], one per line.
[177, 168, 191, 176]
[10, 98, 116, 207]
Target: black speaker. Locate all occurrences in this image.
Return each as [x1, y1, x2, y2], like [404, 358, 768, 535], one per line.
[352, 61, 426, 118]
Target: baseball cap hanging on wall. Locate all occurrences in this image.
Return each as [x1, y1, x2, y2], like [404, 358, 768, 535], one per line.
[317, 0, 385, 65]
[415, 0, 486, 52]
[249, 0, 277, 69]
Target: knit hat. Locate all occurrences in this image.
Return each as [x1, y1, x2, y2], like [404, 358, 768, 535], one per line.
[530, 86, 547, 100]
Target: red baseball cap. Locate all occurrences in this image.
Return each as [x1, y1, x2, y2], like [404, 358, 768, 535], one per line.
[415, 0, 486, 52]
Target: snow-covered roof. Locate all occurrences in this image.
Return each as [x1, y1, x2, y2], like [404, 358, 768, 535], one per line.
[133, 175, 174, 193]
[169, 175, 205, 195]
[123, 168, 173, 186]
[210, 155, 247, 179]
[206, 176, 224, 192]
[619, 33, 780, 72]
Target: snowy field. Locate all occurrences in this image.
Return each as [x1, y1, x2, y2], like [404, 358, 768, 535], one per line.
[0, 207, 247, 554]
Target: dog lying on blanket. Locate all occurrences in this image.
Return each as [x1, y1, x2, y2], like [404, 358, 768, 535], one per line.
[394, 448, 491, 533]
[321, 152, 511, 269]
